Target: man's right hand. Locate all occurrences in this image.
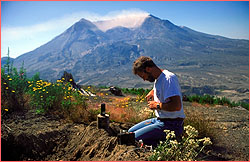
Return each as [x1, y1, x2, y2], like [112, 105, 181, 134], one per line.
[146, 89, 154, 101]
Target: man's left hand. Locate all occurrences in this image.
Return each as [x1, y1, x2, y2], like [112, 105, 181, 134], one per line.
[147, 101, 158, 110]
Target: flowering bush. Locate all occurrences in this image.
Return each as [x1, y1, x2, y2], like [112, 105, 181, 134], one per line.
[149, 125, 212, 161]
[1, 66, 28, 116]
[27, 78, 86, 114]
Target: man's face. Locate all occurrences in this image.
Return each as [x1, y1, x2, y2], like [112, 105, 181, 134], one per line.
[137, 71, 155, 82]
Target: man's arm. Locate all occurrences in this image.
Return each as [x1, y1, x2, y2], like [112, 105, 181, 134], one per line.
[147, 95, 182, 112]
[145, 89, 154, 101]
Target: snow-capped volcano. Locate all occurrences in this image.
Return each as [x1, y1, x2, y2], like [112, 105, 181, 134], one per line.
[11, 13, 248, 94]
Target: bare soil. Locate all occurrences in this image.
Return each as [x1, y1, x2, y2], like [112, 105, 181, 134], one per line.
[1, 101, 249, 161]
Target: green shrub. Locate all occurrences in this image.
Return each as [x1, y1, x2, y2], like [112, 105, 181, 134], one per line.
[187, 94, 249, 110]
[239, 102, 249, 110]
[121, 87, 151, 97]
[32, 72, 40, 81]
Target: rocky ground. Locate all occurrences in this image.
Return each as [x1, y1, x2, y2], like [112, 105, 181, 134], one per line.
[1, 101, 249, 161]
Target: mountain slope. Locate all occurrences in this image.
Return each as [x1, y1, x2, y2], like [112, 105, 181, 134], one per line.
[7, 14, 249, 102]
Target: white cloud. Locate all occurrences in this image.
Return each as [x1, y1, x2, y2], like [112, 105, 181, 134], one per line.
[93, 9, 149, 31]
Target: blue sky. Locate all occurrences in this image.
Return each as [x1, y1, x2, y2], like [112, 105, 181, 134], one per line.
[1, 1, 249, 58]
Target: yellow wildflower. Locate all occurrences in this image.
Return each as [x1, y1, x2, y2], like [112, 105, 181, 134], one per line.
[8, 78, 12, 81]
[62, 78, 65, 80]
[4, 83, 7, 85]
[12, 90, 15, 93]
[6, 87, 9, 90]
[4, 109, 8, 111]
[69, 79, 73, 82]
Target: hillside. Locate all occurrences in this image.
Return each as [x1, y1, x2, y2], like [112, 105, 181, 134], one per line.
[1, 57, 15, 67]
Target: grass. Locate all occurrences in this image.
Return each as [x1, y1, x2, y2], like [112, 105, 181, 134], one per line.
[184, 108, 216, 140]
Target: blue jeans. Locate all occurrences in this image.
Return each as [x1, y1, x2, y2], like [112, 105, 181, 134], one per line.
[128, 118, 184, 147]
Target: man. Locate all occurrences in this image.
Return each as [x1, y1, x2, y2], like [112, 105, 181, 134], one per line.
[128, 56, 185, 147]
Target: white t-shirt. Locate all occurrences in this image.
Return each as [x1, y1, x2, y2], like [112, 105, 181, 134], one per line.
[154, 70, 186, 119]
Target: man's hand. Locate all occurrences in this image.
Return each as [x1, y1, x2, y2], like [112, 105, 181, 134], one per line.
[146, 89, 154, 101]
[147, 101, 158, 110]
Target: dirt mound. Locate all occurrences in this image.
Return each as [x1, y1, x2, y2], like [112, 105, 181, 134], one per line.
[1, 110, 152, 161]
[47, 122, 152, 161]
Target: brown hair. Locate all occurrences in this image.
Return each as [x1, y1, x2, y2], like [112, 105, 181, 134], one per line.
[132, 56, 156, 75]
